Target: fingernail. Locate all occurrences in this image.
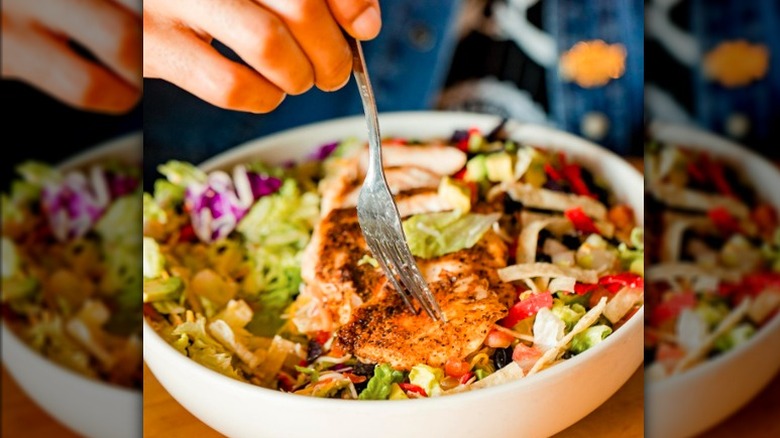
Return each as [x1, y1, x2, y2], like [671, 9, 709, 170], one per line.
[352, 6, 381, 39]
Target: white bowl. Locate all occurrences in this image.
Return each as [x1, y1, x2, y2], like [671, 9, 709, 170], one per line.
[646, 122, 780, 438]
[1, 132, 142, 438]
[143, 111, 644, 438]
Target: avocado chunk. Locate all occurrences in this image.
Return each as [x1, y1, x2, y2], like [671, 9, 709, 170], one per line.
[465, 155, 488, 182]
[485, 152, 514, 182]
[438, 176, 471, 213]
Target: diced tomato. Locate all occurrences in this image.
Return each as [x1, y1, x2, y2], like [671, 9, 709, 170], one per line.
[708, 207, 741, 235]
[607, 205, 635, 231]
[752, 204, 778, 238]
[564, 207, 600, 234]
[386, 137, 408, 146]
[650, 292, 696, 327]
[512, 343, 543, 373]
[444, 357, 472, 378]
[453, 167, 468, 180]
[456, 139, 469, 152]
[314, 331, 331, 345]
[501, 292, 553, 328]
[399, 383, 428, 397]
[484, 329, 514, 349]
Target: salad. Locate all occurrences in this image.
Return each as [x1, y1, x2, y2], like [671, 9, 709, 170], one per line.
[645, 141, 780, 379]
[2, 160, 143, 388]
[143, 122, 643, 399]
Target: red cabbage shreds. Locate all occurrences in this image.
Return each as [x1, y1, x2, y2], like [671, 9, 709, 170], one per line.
[107, 172, 139, 198]
[308, 141, 339, 161]
[185, 165, 283, 242]
[41, 168, 111, 241]
[248, 172, 283, 198]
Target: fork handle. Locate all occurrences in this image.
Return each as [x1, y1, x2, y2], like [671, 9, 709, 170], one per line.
[346, 37, 384, 181]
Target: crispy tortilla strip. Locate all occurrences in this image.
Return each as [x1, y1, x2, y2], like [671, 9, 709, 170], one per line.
[503, 183, 607, 220]
[548, 277, 576, 294]
[660, 212, 714, 262]
[517, 217, 572, 263]
[520, 211, 613, 238]
[646, 262, 742, 284]
[444, 362, 525, 395]
[672, 297, 752, 374]
[651, 183, 749, 218]
[499, 262, 599, 284]
[528, 296, 608, 376]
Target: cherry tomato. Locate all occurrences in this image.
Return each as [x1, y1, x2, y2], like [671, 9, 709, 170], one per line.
[484, 329, 515, 349]
[501, 292, 553, 328]
[444, 357, 472, 378]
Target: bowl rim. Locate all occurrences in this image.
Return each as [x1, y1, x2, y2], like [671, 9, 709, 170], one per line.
[1, 130, 142, 396]
[645, 121, 780, 392]
[143, 110, 645, 407]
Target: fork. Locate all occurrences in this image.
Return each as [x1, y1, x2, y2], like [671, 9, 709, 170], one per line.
[347, 37, 445, 321]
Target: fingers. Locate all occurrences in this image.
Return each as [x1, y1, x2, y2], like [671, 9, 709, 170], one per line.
[144, 13, 285, 113]
[325, 0, 381, 40]
[163, 0, 314, 96]
[17, 0, 142, 89]
[257, 0, 351, 91]
[1, 16, 140, 113]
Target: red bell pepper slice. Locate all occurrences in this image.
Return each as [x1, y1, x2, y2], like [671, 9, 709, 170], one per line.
[565, 207, 600, 234]
[544, 163, 564, 181]
[458, 372, 474, 385]
[399, 383, 428, 397]
[701, 155, 735, 197]
[561, 163, 596, 198]
[598, 273, 644, 293]
[575, 283, 599, 295]
[501, 291, 553, 328]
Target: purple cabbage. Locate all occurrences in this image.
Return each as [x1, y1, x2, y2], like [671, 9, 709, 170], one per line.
[307, 141, 339, 161]
[185, 166, 282, 242]
[42, 170, 110, 241]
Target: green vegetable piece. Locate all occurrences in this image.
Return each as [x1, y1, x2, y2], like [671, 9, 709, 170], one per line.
[475, 368, 490, 381]
[551, 299, 586, 331]
[143, 277, 183, 302]
[1, 238, 19, 280]
[358, 364, 404, 400]
[466, 155, 488, 182]
[570, 325, 613, 355]
[468, 133, 485, 153]
[714, 323, 755, 352]
[158, 161, 207, 186]
[388, 383, 409, 400]
[402, 211, 500, 259]
[143, 237, 165, 279]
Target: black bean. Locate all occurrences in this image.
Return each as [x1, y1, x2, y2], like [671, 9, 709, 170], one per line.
[494, 347, 514, 370]
[353, 361, 376, 377]
[306, 340, 323, 363]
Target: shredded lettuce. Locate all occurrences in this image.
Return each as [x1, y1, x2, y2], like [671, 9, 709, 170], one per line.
[570, 325, 612, 354]
[158, 161, 207, 187]
[143, 237, 164, 279]
[170, 316, 242, 379]
[143, 277, 183, 302]
[551, 299, 586, 331]
[403, 211, 500, 259]
[533, 307, 566, 351]
[714, 323, 755, 352]
[358, 364, 404, 400]
[408, 364, 444, 396]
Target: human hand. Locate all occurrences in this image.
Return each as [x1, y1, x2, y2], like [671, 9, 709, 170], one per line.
[143, 0, 381, 113]
[1, 0, 142, 114]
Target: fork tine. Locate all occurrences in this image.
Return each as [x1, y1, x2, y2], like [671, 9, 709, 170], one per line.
[388, 238, 444, 320]
[370, 240, 417, 314]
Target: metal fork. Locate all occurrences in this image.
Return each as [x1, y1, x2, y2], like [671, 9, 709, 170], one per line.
[347, 37, 445, 321]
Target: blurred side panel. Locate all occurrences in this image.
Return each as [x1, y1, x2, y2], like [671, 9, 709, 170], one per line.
[645, 0, 780, 437]
[1, 0, 142, 437]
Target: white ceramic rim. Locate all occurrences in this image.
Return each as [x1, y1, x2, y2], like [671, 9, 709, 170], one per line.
[143, 111, 644, 410]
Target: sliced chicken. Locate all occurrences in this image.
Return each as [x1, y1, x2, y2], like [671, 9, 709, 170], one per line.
[358, 144, 467, 176]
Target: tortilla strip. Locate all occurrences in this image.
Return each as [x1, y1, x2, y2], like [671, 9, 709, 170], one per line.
[499, 263, 599, 284]
[548, 277, 576, 294]
[501, 183, 607, 220]
[444, 362, 525, 395]
[672, 297, 752, 374]
[650, 183, 749, 218]
[517, 217, 571, 263]
[660, 212, 714, 262]
[520, 210, 614, 238]
[528, 296, 608, 376]
[646, 262, 742, 284]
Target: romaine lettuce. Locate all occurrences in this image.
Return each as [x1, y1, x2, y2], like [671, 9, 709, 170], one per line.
[359, 364, 404, 400]
[403, 211, 500, 259]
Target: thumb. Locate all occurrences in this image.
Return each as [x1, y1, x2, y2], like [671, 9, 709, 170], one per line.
[326, 0, 381, 40]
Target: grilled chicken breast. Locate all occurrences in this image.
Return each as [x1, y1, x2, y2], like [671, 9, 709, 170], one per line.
[295, 142, 511, 368]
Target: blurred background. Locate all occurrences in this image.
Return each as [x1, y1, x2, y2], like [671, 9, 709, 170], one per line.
[143, 0, 644, 188]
